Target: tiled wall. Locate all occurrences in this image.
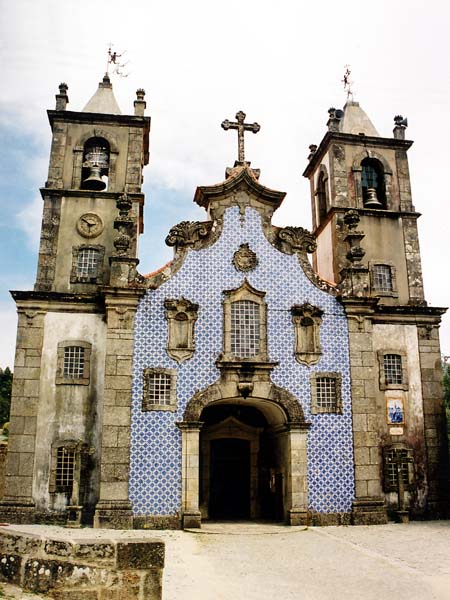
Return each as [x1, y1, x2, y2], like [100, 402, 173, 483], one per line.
[130, 207, 354, 515]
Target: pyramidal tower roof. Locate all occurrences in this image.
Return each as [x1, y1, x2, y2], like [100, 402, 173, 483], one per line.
[82, 74, 122, 115]
[339, 100, 379, 136]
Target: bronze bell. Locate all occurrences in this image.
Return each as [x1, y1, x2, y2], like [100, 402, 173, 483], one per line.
[82, 165, 106, 191]
[81, 146, 108, 191]
[364, 187, 383, 208]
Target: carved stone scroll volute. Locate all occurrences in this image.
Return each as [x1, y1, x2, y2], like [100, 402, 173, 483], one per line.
[291, 303, 323, 366]
[164, 297, 199, 364]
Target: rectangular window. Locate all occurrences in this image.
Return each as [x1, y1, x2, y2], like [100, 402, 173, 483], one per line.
[63, 346, 85, 379]
[55, 447, 76, 494]
[147, 372, 171, 406]
[373, 264, 393, 292]
[77, 248, 99, 278]
[383, 354, 403, 385]
[316, 377, 337, 411]
[142, 368, 177, 411]
[231, 300, 260, 358]
[384, 448, 413, 491]
[311, 372, 342, 414]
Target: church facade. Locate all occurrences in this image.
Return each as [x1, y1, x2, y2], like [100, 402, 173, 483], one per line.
[1, 77, 448, 529]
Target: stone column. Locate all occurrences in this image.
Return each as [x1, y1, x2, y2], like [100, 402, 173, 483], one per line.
[285, 424, 309, 526]
[177, 422, 203, 529]
[93, 290, 143, 529]
[344, 301, 388, 525]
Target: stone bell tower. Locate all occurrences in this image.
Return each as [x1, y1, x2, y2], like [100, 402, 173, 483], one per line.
[303, 102, 449, 521]
[0, 75, 150, 527]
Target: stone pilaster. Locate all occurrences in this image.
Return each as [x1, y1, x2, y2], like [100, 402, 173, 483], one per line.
[93, 290, 144, 529]
[344, 301, 388, 525]
[177, 422, 203, 529]
[402, 216, 425, 303]
[417, 323, 450, 516]
[0, 305, 46, 521]
[285, 424, 309, 526]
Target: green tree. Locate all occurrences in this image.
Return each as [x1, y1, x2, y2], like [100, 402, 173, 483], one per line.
[0, 367, 13, 427]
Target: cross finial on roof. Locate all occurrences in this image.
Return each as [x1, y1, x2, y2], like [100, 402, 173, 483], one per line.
[221, 111, 260, 164]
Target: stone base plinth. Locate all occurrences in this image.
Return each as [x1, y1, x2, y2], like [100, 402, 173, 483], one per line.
[351, 498, 388, 525]
[0, 525, 164, 600]
[287, 509, 309, 526]
[182, 511, 202, 529]
[94, 502, 133, 529]
[309, 512, 351, 526]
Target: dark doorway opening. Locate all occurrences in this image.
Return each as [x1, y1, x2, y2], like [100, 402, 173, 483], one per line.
[209, 438, 250, 519]
[200, 403, 283, 522]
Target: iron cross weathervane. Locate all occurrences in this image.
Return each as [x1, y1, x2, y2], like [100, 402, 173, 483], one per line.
[221, 111, 260, 163]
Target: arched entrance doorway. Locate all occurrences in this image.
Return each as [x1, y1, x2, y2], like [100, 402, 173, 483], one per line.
[200, 404, 283, 521]
[177, 384, 310, 529]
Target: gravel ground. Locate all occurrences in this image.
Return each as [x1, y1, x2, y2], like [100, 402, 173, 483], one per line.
[1, 521, 450, 599]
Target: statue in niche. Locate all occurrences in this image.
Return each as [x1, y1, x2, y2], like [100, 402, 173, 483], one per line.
[164, 297, 199, 363]
[291, 303, 323, 366]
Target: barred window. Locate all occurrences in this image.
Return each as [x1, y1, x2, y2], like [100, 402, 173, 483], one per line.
[311, 372, 342, 414]
[63, 346, 85, 379]
[384, 354, 403, 385]
[55, 447, 76, 494]
[373, 264, 393, 292]
[384, 447, 413, 491]
[316, 377, 337, 411]
[231, 300, 260, 358]
[143, 368, 177, 411]
[77, 248, 99, 279]
[147, 373, 171, 405]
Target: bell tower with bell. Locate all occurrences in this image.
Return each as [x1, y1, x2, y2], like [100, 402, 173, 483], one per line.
[303, 101, 423, 306]
[35, 74, 150, 293]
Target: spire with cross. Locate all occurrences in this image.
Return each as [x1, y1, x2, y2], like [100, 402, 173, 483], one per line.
[221, 111, 260, 166]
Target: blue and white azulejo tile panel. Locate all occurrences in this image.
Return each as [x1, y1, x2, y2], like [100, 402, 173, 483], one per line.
[130, 205, 354, 516]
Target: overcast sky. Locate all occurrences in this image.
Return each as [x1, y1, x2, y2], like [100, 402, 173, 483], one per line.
[0, 0, 449, 367]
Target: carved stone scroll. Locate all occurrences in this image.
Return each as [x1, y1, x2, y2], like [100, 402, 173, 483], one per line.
[233, 243, 258, 272]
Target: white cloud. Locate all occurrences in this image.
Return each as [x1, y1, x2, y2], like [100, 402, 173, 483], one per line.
[15, 194, 43, 252]
[1, 0, 449, 355]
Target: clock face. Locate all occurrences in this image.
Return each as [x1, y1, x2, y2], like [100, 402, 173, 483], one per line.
[76, 213, 104, 238]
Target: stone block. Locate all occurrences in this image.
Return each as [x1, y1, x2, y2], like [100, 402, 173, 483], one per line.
[0, 553, 22, 583]
[354, 447, 369, 466]
[117, 428, 130, 448]
[102, 426, 118, 447]
[353, 414, 367, 432]
[19, 453, 35, 477]
[73, 540, 115, 561]
[105, 376, 132, 391]
[23, 379, 40, 398]
[103, 406, 131, 426]
[116, 540, 165, 570]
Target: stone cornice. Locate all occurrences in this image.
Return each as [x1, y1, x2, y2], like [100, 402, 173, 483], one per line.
[303, 131, 413, 178]
[194, 167, 286, 212]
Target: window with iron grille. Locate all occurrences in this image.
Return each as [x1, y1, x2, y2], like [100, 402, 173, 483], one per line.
[63, 346, 85, 379]
[384, 447, 413, 491]
[311, 372, 342, 414]
[77, 248, 99, 279]
[143, 368, 177, 411]
[316, 377, 337, 410]
[231, 300, 260, 358]
[55, 447, 76, 494]
[56, 340, 91, 385]
[373, 264, 393, 292]
[384, 354, 403, 385]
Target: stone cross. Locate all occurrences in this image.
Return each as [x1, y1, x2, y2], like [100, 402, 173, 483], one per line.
[221, 111, 260, 163]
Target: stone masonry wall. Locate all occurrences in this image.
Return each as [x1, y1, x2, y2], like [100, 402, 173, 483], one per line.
[0, 527, 164, 599]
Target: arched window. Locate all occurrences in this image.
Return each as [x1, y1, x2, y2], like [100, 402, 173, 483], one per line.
[317, 172, 327, 224]
[231, 300, 260, 358]
[361, 158, 386, 208]
[81, 137, 110, 191]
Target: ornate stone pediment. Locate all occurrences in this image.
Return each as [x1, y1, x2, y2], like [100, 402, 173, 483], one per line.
[165, 220, 213, 249]
[291, 303, 323, 366]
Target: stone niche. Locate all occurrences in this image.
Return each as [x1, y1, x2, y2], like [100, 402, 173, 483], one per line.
[291, 303, 323, 366]
[164, 297, 199, 364]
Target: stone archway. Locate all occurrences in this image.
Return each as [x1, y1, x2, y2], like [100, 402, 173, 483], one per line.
[177, 379, 310, 528]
